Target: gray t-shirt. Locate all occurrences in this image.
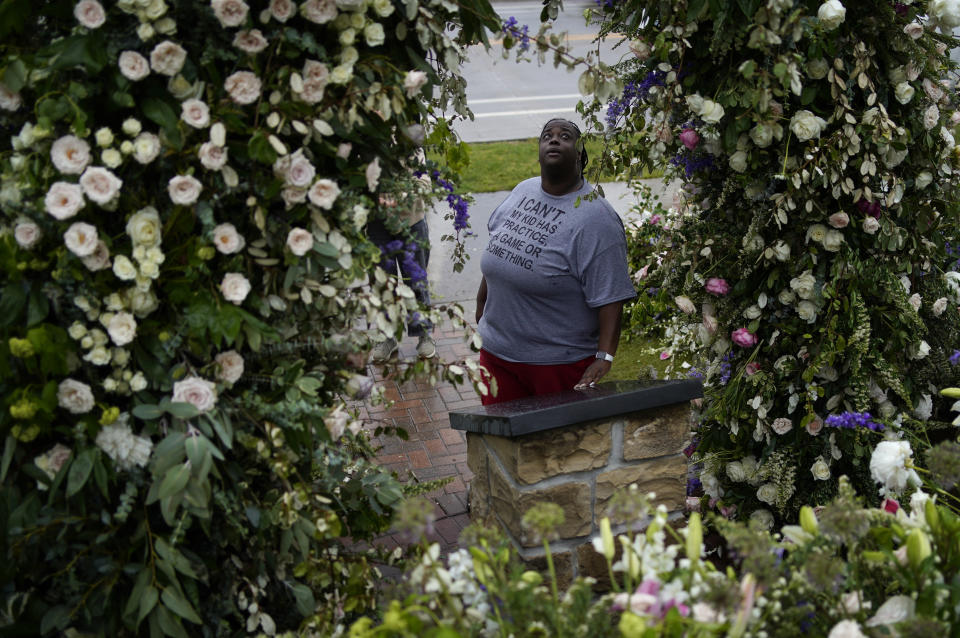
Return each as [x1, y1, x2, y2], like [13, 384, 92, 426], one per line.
[478, 177, 637, 364]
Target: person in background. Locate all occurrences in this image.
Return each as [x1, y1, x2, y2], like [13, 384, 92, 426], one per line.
[369, 149, 437, 361]
[474, 118, 636, 404]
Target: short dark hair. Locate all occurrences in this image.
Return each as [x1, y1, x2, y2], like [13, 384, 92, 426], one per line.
[540, 118, 588, 175]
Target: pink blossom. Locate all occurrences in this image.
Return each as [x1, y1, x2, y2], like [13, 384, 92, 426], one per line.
[679, 128, 700, 150]
[704, 277, 730, 295]
[660, 351, 671, 360]
[883, 498, 900, 514]
[720, 503, 737, 518]
[731, 328, 758, 348]
[685, 496, 701, 512]
[745, 362, 761, 376]
[649, 214, 661, 225]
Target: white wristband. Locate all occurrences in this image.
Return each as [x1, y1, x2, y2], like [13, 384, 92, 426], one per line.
[595, 351, 614, 362]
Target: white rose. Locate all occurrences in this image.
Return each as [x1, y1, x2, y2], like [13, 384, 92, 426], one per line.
[726, 461, 747, 482]
[862, 216, 880, 234]
[168, 175, 203, 205]
[107, 311, 137, 346]
[698, 99, 725, 124]
[828, 212, 849, 228]
[74, 0, 106, 28]
[172, 376, 217, 412]
[93, 127, 114, 148]
[728, 150, 748, 172]
[915, 171, 933, 190]
[64, 222, 99, 257]
[828, 620, 867, 638]
[890, 81, 915, 106]
[309, 178, 340, 209]
[364, 22, 385, 46]
[13, 220, 43, 250]
[365, 157, 381, 192]
[132, 132, 161, 164]
[932, 297, 948, 316]
[923, 103, 940, 130]
[329, 63, 352, 85]
[778, 289, 796, 305]
[790, 270, 817, 299]
[908, 339, 930, 360]
[155, 17, 176, 34]
[117, 51, 150, 83]
[269, 0, 296, 21]
[85, 345, 111, 365]
[403, 70, 428, 98]
[806, 223, 828, 244]
[674, 295, 696, 315]
[749, 123, 774, 148]
[149, 40, 187, 76]
[822, 229, 844, 252]
[180, 98, 210, 128]
[44, 182, 85, 220]
[127, 287, 159, 317]
[302, 0, 337, 23]
[797, 300, 817, 323]
[286, 227, 314, 256]
[220, 272, 251, 304]
[371, 0, 393, 17]
[215, 350, 245, 384]
[811, 458, 831, 481]
[233, 29, 269, 53]
[197, 142, 228, 171]
[79, 166, 122, 204]
[81, 240, 111, 271]
[806, 418, 824, 436]
[870, 441, 920, 496]
[130, 372, 148, 392]
[908, 292, 921, 312]
[817, 0, 846, 30]
[743, 304, 762, 320]
[58, 379, 95, 413]
[750, 509, 774, 530]
[790, 109, 827, 141]
[771, 417, 793, 435]
[211, 0, 249, 27]
[0, 82, 22, 111]
[212, 223, 245, 254]
[224, 70, 261, 105]
[126, 207, 162, 247]
[865, 595, 915, 628]
[756, 483, 778, 504]
[51, 135, 92, 175]
[101, 148, 122, 169]
[283, 151, 316, 188]
[113, 254, 138, 280]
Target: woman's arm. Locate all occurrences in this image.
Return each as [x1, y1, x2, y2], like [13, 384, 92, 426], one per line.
[475, 275, 488, 324]
[574, 301, 623, 389]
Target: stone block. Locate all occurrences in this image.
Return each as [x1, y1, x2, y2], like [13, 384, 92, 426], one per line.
[489, 461, 592, 547]
[484, 422, 612, 485]
[576, 541, 621, 591]
[595, 456, 687, 525]
[466, 433, 490, 523]
[521, 550, 574, 592]
[622, 403, 691, 462]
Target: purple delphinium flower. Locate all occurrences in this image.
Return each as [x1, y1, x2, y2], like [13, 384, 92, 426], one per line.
[950, 350, 960, 366]
[825, 411, 885, 432]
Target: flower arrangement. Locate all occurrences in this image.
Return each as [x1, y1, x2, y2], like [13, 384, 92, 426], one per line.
[0, 0, 498, 633]
[573, 0, 960, 523]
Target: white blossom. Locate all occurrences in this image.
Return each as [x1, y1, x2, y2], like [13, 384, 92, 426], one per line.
[215, 350, 245, 384]
[220, 272, 251, 304]
[308, 178, 340, 209]
[74, 0, 106, 28]
[224, 70, 261, 104]
[64, 222, 99, 257]
[149, 40, 187, 76]
[211, 0, 249, 27]
[198, 142, 228, 170]
[870, 441, 920, 496]
[96, 420, 153, 470]
[233, 29, 269, 53]
[118, 51, 150, 81]
[133, 132, 161, 164]
[45, 182, 85, 220]
[107, 311, 137, 346]
[817, 0, 846, 30]
[172, 376, 217, 412]
[286, 227, 314, 256]
[58, 379, 95, 413]
[180, 98, 210, 128]
[51, 135, 92, 175]
[168, 175, 203, 205]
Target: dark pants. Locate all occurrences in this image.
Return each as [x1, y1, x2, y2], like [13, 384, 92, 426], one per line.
[368, 218, 432, 337]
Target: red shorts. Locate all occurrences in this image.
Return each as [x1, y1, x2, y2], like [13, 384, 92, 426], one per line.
[478, 349, 594, 405]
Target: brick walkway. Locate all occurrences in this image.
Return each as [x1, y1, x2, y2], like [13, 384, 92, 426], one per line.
[355, 311, 482, 554]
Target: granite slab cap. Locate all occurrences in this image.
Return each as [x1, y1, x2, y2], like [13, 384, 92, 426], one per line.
[449, 379, 702, 437]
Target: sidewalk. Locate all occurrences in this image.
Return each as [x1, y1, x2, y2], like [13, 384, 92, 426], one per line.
[357, 301, 482, 554]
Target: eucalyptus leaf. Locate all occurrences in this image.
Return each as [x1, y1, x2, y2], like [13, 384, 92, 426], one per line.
[66, 448, 95, 498]
[161, 586, 203, 624]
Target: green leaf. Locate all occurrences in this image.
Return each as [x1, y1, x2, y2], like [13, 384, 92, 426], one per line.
[138, 586, 159, 626]
[111, 91, 136, 108]
[161, 587, 203, 624]
[2, 58, 27, 92]
[0, 435, 14, 483]
[93, 455, 108, 498]
[40, 604, 71, 635]
[66, 448, 95, 497]
[164, 401, 201, 420]
[133, 403, 165, 420]
[158, 463, 191, 501]
[0, 283, 27, 326]
[290, 583, 315, 617]
[26, 286, 50, 326]
[124, 567, 152, 619]
[155, 603, 190, 638]
[211, 414, 233, 448]
[248, 132, 277, 165]
[155, 537, 201, 579]
[687, 0, 708, 20]
[295, 376, 322, 396]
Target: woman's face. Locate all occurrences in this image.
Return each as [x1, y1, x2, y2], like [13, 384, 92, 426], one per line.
[538, 122, 580, 175]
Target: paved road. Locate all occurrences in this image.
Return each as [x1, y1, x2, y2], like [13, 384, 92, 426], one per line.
[451, 1, 627, 142]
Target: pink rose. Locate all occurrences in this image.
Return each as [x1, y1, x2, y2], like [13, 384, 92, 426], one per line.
[705, 277, 730, 296]
[883, 498, 900, 514]
[745, 362, 760, 376]
[660, 351, 671, 360]
[679, 128, 700, 150]
[828, 212, 849, 228]
[731, 328, 758, 347]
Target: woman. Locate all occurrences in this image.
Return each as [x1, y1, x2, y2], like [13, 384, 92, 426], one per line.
[474, 119, 636, 404]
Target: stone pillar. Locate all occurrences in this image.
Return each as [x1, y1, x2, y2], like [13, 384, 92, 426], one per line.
[449, 379, 701, 588]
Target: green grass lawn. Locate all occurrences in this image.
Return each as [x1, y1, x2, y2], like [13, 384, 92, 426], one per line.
[429, 138, 661, 193]
[607, 334, 671, 381]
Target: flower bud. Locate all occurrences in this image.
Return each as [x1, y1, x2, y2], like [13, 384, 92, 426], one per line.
[799, 505, 819, 535]
[906, 528, 931, 568]
[686, 512, 702, 562]
[925, 499, 940, 532]
[599, 516, 615, 560]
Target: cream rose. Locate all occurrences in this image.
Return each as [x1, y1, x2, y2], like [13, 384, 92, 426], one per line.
[172, 376, 217, 412]
[233, 29, 268, 53]
[107, 311, 137, 346]
[811, 458, 831, 481]
[749, 123, 774, 148]
[168, 175, 203, 205]
[126, 207, 161, 247]
[726, 461, 747, 482]
[133, 132, 161, 164]
[923, 104, 940, 130]
[51, 135, 92, 175]
[79, 166, 122, 204]
[45, 182, 85, 220]
[807, 58, 829, 79]
[817, 0, 846, 30]
[932, 297, 948, 316]
[220, 272, 251, 304]
[790, 270, 817, 299]
[118, 51, 150, 81]
[756, 483, 778, 504]
[698, 99, 725, 124]
[180, 98, 210, 128]
[308, 178, 340, 209]
[806, 417, 824, 436]
[863, 216, 880, 234]
[198, 142, 228, 170]
[81, 240, 110, 271]
[728, 150, 748, 172]
[113, 254, 138, 280]
[224, 70, 261, 105]
[371, 0, 393, 17]
[302, 0, 337, 23]
[284, 151, 316, 188]
[215, 350, 245, 384]
[790, 109, 827, 141]
[149, 40, 187, 76]
[212, 223, 245, 254]
[771, 417, 793, 435]
[364, 22, 385, 46]
[14, 220, 41, 249]
[403, 70, 428, 98]
[822, 229, 844, 252]
[211, 0, 249, 27]
[58, 379, 95, 413]
[269, 0, 296, 21]
[74, 0, 106, 28]
[828, 212, 849, 228]
[64, 222, 99, 257]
